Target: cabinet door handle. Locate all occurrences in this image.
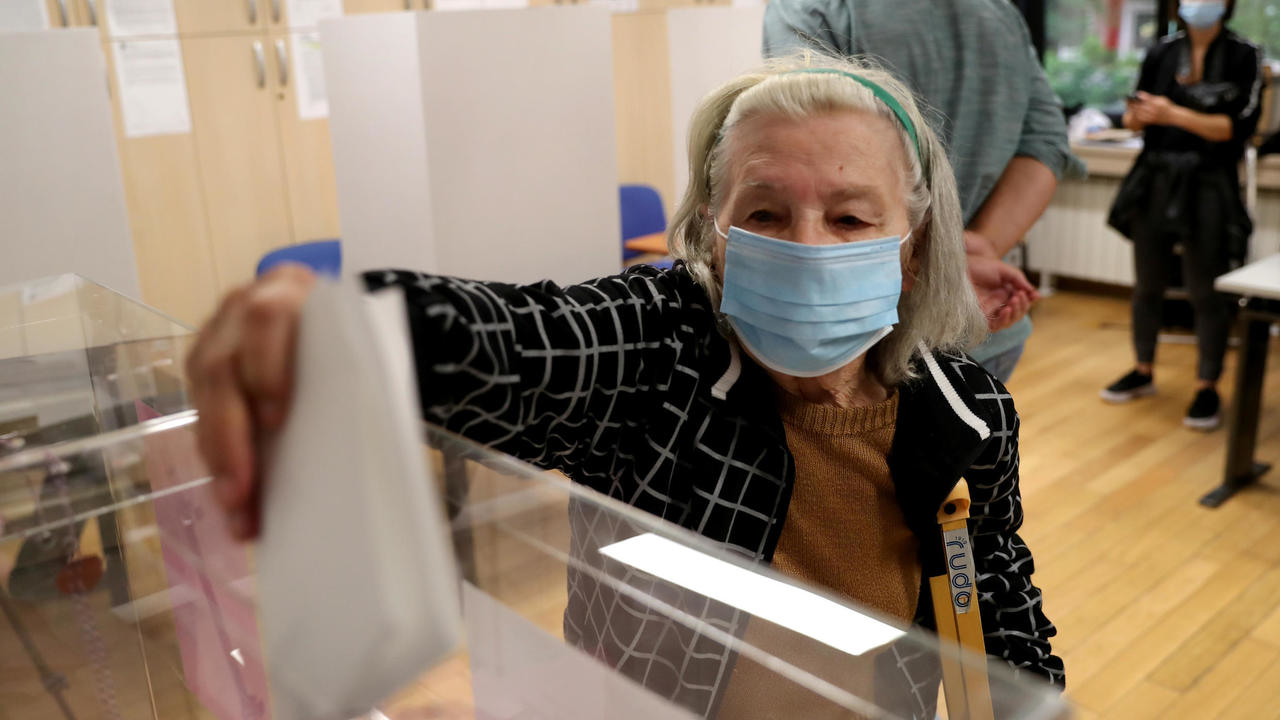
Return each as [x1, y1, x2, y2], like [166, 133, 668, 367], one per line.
[271, 0, 281, 23]
[247, 0, 258, 24]
[85, 0, 98, 26]
[252, 41, 266, 88]
[274, 38, 288, 87]
[55, 0, 69, 26]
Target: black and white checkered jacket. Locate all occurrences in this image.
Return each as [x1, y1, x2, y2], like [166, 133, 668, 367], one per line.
[366, 262, 1063, 717]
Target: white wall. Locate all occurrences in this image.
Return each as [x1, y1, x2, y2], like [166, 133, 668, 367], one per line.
[0, 31, 139, 298]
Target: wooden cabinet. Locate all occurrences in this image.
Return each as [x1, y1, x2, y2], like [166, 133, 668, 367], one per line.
[182, 35, 294, 291]
[44, 0, 73, 27]
[80, 4, 698, 322]
[270, 31, 342, 243]
[611, 11, 675, 206]
[101, 42, 220, 327]
[45, 0, 103, 28]
[70, 0, 101, 28]
[94, 23, 343, 322]
[172, 0, 265, 35]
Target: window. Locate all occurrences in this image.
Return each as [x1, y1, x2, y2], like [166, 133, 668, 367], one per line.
[1046, 0, 1279, 118]
[1235, 0, 1280, 60]
[1045, 0, 1154, 115]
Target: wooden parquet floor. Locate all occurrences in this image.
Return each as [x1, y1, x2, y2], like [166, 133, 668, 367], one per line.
[1012, 291, 1280, 720]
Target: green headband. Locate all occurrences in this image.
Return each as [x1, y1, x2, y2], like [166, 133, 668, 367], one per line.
[786, 68, 922, 161]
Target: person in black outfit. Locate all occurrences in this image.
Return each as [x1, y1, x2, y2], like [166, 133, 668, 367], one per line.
[1102, 0, 1262, 430]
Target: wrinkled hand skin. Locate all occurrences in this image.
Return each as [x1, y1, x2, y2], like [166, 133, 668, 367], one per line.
[186, 263, 317, 541]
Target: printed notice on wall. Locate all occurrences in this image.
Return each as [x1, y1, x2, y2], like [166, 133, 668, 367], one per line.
[286, 0, 343, 27]
[291, 32, 329, 120]
[105, 0, 178, 36]
[112, 39, 193, 138]
[588, 0, 638, 12]
[0, 0, 48, 31]
[433, 0, 528, 11]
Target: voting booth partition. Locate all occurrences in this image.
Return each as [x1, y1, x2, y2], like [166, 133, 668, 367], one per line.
[0, 32, 138, 299]
[322, 8, 623, 286]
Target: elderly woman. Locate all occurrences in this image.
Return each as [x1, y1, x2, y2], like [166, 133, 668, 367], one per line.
[189, 54, 1061, 716]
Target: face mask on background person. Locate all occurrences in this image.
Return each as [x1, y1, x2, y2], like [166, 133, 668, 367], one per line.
[715, 220, 907, 378]
[1179, 0, 1226, 29]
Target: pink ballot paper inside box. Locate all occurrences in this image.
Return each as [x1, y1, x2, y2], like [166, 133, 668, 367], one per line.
[257, 281, 462, 720]
[136, 399, 270, 720]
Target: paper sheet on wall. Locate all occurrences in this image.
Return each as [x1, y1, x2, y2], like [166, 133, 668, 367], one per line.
[112, 39, 192, 138]
[105, 0, 178, 36]
[588, 0, 637, 12]
[290, 32, 329, 120]
[0, 0, 48, 30]
[433, 0, 528, 11]
[286, 0, 343, 27]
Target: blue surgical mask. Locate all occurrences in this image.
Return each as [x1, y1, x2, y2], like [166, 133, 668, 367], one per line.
[716, 221, 906, 378]
[1179, 1, 1225, 29]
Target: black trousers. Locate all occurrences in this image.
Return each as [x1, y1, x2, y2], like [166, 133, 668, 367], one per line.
[1130, 187, 1232, 382]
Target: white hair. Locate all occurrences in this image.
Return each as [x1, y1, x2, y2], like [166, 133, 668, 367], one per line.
[667, 52, 987, 385]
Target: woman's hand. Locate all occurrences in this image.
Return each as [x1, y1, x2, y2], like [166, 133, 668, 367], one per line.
[1123, 96, 1147, 131]
[186, 264, 318, 540]
[1130, 92, 1175, 127]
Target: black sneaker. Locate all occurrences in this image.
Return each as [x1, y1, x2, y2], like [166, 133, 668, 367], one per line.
[1184, 388, 1222, 431]
[1100, 370, 1155, 404]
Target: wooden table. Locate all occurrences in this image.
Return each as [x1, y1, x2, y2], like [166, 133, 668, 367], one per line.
[623, 232, 668, 256]
[1202, 254, 1280, 507]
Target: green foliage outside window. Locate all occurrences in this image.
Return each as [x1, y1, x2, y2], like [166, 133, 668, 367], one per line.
[1234, 0, 1280, 60]
[1044, 0, 1278, 114]
[1045, 35, 1142, 111]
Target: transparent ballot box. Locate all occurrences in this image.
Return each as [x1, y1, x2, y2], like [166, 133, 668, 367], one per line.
[0, 274, 195, 719]
[0, 409, 1071, 720]
[0, 273, 193, 446]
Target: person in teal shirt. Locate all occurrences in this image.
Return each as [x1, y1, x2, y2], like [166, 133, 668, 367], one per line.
[764, 0, 1083, 381]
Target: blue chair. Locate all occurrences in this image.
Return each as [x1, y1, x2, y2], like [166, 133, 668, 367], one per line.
[256, 239, 342, 278]
[619, 185, 667, 261]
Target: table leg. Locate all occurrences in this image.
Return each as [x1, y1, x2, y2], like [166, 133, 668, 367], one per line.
[1201, 312, 1273, 508]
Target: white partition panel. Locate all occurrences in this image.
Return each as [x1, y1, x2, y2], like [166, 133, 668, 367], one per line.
[666, 6, 764, 204]
[323, 9, 620, 286]
[0, 31, 138, 298]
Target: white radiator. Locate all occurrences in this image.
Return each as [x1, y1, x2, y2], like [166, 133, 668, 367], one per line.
[1026, 177, 1280, 288]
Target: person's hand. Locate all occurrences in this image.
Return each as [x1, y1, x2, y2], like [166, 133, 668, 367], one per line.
[186, 264, 318, 540]
[1131, 92, 1175, 127]
[1123, 96, 1148, 132]
[967, 254, 1039, 332]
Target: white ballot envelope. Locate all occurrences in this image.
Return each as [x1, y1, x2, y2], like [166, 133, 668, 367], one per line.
[258, 280, 461, 720]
